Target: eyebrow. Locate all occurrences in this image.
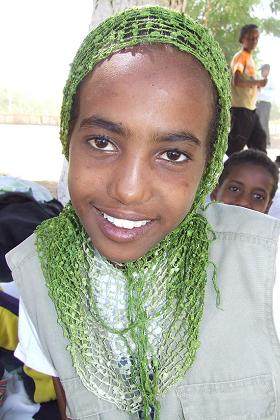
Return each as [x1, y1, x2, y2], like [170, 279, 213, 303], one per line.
[228, 179, 243, 185]
[79, 115, 201, 146]
[160, 132, 201, 147]
[79, 115, 125, 135]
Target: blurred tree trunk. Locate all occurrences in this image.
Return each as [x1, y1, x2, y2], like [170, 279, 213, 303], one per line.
[202, 0, 212, 27]
[90, 0, 170, 29]
[168, 0, 187, 12]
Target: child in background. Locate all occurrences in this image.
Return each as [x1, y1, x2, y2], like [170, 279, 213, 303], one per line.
[227, 24, 267, 156]
[6, 6, 280, 419]
[211, 149, 279, 213]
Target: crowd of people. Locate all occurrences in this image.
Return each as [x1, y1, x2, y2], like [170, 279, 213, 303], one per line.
[1, 5, 280, 419]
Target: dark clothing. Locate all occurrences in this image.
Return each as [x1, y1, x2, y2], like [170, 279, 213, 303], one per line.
[0, 192, 63, 282]
[227, 107, 267, 156]
[0, 290, 60, 420]
[256, 100, 271, 145]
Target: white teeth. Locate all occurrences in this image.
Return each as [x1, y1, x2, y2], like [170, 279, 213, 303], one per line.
[102, 213, 150, 229]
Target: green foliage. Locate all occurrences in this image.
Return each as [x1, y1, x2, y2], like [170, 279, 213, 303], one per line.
[166, 0, 280, 63]
[261, 16, 280, 36]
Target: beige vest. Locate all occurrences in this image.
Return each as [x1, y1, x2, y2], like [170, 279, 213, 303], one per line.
[7, 203, 280, 419]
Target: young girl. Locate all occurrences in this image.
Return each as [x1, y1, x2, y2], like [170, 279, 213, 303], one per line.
[6, 6, 280, 419]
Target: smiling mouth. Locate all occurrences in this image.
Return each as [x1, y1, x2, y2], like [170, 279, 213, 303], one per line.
[101, 212, 151, 229]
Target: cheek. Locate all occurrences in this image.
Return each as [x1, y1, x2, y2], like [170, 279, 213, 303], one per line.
[212, 186, 229, 204]
[68, 153, 93, 203]
[261, 197, 271, 210]
[164, 168, 205, 225]
[68, 171, 83, 205]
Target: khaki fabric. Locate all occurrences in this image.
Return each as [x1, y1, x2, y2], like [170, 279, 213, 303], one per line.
[7, 203, 280, 419]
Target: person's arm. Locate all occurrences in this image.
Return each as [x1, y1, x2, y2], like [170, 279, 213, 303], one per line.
[233, 70, 267, 88]
[53, 377, 69, 420]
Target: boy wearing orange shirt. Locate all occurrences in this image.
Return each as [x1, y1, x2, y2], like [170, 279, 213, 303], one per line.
[227, 24, 268, 156]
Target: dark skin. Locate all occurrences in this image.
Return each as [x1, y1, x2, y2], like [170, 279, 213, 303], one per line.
[234, 29, 267, 89]
[53, 45, 216, 417]
[68, 46, 213, 263]
[210, 163, 274, 213]
[52, 377, 68, 419]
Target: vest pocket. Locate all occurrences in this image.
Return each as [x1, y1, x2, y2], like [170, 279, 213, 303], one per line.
[61, 376, 116, 419]
[176, 374, 276, 419]
[61, 376, 138, 419]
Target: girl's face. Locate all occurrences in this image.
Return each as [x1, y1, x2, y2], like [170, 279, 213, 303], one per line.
[68, 45, 215, 262]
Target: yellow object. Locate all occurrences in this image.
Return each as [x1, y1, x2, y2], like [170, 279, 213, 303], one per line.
[0, 305, 18, 351]
[23, 365, 56, 403]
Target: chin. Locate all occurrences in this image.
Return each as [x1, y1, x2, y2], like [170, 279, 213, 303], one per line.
[94, 244, 152, 264]
[104, 251, 145, 264]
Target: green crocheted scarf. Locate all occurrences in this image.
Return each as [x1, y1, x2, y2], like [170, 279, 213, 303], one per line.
[36, 6, 230, 420]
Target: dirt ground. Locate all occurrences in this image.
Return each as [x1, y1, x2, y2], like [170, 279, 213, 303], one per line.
[34, 179, 58, 198]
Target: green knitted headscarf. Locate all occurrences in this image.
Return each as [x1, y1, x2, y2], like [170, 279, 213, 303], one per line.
[36, 6, 230, 420]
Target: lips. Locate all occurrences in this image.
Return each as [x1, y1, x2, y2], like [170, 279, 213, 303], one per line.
[93, 206, 154, 242]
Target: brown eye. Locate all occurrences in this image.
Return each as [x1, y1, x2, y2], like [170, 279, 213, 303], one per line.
[88, 136, 115, 151]
[253, 193, 265, 201]
[95, 138, 109, 148]
[229, 186, 239, 192]
[161, 150, 188, 162]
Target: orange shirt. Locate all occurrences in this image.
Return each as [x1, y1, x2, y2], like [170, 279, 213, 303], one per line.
[230, 50, 257, 110]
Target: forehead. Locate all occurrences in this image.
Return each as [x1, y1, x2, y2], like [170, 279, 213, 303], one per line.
[243, 29, 259, 38]
[96, 43, 208, 70]
[73, 45, 215, 156]
[77, 44, 215, 138]
[81, 43, 213, 97]
[227, 163, 274, 185]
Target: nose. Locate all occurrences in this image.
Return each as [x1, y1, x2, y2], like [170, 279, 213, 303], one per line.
[107, 155, 153, 205]
[233, 193, 251, 210]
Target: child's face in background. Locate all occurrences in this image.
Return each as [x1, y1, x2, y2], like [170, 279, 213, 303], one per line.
[241, 29, 259, 52]
[68, 45, 215, 262]
[211, 163, 274, 214]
